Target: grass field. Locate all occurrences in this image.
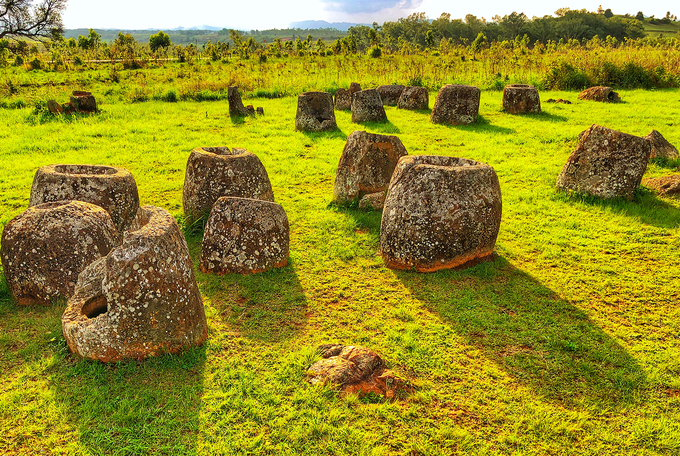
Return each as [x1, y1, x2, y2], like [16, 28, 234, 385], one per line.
[1, 88, 679, 455]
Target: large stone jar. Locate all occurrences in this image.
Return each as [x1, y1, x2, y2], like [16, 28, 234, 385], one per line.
[182, 147, 274, 225]
[351, 89, 387, 123]
[295, 91, 337, 131]
[1, 201, 119, 305]
[381, 155, 502, 272]
[30, 164, 140, 232]
[430, 85, 480, 125]
[502, 84, 541, 114]
[376, 85, 405, 106]
[62, 206, 208, 362]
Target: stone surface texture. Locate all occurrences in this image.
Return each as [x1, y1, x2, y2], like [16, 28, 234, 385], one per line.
[228, 86, 252, 117]
[556, 125, 651, 199]
[351, 89, 387, 123]
[70, 91, 97, 112]
[333, 131, 408, 204]
[1, 201, 119, 306]
[30, 164, 140, 232]
[502, 84, 541, 114]
[334, 88, 352, 110]
[308, 344, 407, 398]
[430, 84, 481, 125]
[397, 86, 429, 110]
[645, 130, 679, 160]
[349, 82, 362, 94]
[200, 197, 289, 274]
[578, 86, 620, 102]
[295, 91, 337, 131]
[643, 175, 680, 196]
[62, 206, 208, 362]
[376, 85, 405, 106]
[358, 192, 386, 211]
[381, 155, 502, 272]
[182, 147, 274, 225]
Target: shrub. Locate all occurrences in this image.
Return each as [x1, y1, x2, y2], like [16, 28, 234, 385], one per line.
[73, 55, 83, 66]
[543, 63, 591, 90]
[162, 89, 178, 102]
[29, 58, 41, 70]
[368, 46, 382, 58]
[14, 55, 24, 66]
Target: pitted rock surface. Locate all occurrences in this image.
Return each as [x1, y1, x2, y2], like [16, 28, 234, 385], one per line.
[200, 197, 289, 274]
[381, 155, 502, 272]
[333, 130, 408, 204]
[62, 206, 207, 362]
[295, 91, 337, 131]
[351, 89, 387, 123]
[349, 82, 362, 94]
[502, 84, 541, 114]
[228, 86, 252, 117]
[645, 130, 679, 160]
[643, 175, 680, 196]
[70, 91, 97, 113]
[377, 85, 405, 106]
[308, 344, 407, 398]
[398, 86, 429, 110]
[182, 147, 274, 225]
[30, 164, 140, 233]
[556, 125, 651, 199]
[431, 84, 481, 125]
[578, 86, 620, 102]
[334, 88, 352, 110]
[1, 201, 119, 306]
[359, 192, 386, 210]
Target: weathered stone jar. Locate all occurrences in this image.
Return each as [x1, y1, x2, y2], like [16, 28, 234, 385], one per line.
[200, 197, 289, 274]
[556, 124, 650, 199]
[30, 164, 140, 232]
[62, 206, 208, 362]
[70, 91, 97, 113]
[645, 130, 679, 160]
[397, 86, 429, 110]
[333, 130, 408, 205]
[578, 86, 620, 102]
[295, 91, 337, 131]
[351, 89, 387, 123]
[430, 84, 480, 125]
[182, 147, 274, 225]
[502, 84, 541, 114]
[228, 86, 253, 117]
[376, 85, 405, 106]
[1, 201, 119, 305]
[380, 155, 502, 272]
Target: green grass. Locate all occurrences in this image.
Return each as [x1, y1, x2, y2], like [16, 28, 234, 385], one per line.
[1, 88, 680, 455]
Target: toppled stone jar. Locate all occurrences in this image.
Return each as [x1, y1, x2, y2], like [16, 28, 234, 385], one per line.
[1, 201, 119, 306]
[431, 84, 481, 125]
[62, 206, 208, 362]
[645, 130, 679, 160]
[556, 124, 650, 199]
[200, 197, 289, 274]
[295, 91, 337, 132]
[376, 85, 405, 106]
[30, 164, 140, 232]
[182, 147, 274, 225]
[351, 89, 387, 123]
[578, 86, 620, 102]
[333, 130, 408, 205]
[381, 155, 502, 272]
[502, 84, 541, 114]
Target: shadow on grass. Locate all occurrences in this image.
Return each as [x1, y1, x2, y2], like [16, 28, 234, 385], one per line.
[352, 119, 401, 135]
[301, 128, 349, 141]
[394, 256, 647, 407]
[449, 115, 514, 135]
[523, 111, 568, 122]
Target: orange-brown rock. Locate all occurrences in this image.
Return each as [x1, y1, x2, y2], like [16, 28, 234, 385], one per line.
[643, 175, 680, 196]
[30, 164, 140, 232]
[308, 344, 407, 399]
[556, 125, 650, 199]
[70, 91, 97, 113]
[1, 201, 119, 306]
[381, 155, 502, 272]
[645, 130, 679, 160]
[62, 206, 208, 362]
[431, 84, 480, 125]
[182, 147, 274, 225]
[578, 86, 620, 102]
[351, 89, 387, 123]
[358, 191, 386, 210]
[333, 130, 407, 205]
[398, 86, 429, 110]
[295, 91, 337, 131]
[376, 84, 405, 106]
[200, 197, 289, 274]
[502, 84, 541, 114]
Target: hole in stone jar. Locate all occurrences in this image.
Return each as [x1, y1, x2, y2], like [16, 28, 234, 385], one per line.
[82, 295, 108, 318]
[508, 84, 530, 88]
[54, 164, 117, 176]
[202, 147, 235, 156]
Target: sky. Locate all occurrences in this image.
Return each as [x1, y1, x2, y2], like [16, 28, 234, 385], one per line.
[62, 0, 677, 30]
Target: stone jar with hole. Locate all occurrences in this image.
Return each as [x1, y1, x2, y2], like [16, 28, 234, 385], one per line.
[333, 130, 408, 205]
[430, 84, 480, 125]
[351, 89, 387, 123]
[30, 164, 140, 233]
[578, 86, 620, 102]
[1, 201, 119, 306]
[295, 91, 337, 131]
[556, 124, 650, 199]
[200, 197, 289, 274]
[182, 147, 274, 225]
[380, 155, 502, 272]
[62, 206, 208, 362]
[502, 84, 541, 114]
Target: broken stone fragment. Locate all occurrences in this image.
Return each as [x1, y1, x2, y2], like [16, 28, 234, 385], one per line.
[502, 84, 541, 114]
[1, 201, 119, 306]
[228, 86, 253, 117]
[182, 146, 274, 226]
[431, 84, 480, 125]
[578, 86, 620, 102]
[62, 206, 208, 362]
[200, 197, 289, 274]
[643, 175, 680, 196]
[295, 91, 337, 131]
[47, 100, 63, 114]
[645, 130, 679, 160]
[351, 89, 387, 123]
[381, 155, 502, 272]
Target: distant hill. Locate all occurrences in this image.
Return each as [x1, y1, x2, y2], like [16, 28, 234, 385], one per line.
[288, 20, 370, 31]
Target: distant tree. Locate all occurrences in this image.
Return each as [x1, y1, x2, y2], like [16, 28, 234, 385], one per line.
[77, 29, 100, 51]
[604, 9, 613, 18]
[469, 31, 487, 58]
[636, 11, 644, 21]
[0, 0, 67, 40]
[149, 31, 172, 52]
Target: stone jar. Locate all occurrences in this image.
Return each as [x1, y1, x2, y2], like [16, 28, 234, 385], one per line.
[351, 89, 387, 123]
[578, 86, 620, 102]
[430, 84, 480, 125]
[70, 91, 97, 113]
[295, 91, 337, 131]
[397, 86, 429, 110]
[376, 85, 405, 106]
[502, 84, 541, 114]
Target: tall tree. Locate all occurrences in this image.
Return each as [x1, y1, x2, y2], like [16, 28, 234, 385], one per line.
[0, 0, 67, 40]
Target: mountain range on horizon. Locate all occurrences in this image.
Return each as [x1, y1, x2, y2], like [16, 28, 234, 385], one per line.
[64, 20, 368, 33]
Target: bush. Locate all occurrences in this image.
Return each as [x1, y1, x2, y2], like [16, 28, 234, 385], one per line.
[162, 89, 178, 102]
[29, 58, 41, 70]
[73, 55, 83, 66]
[14, 55, 24, 66]
[543, 63, 591, 90]
[368, 46, 382, 58]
